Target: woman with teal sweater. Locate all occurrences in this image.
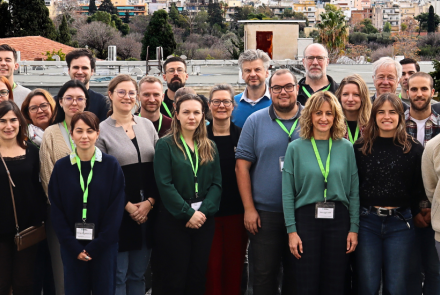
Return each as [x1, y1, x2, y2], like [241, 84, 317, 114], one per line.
[282, 91, 360, 295]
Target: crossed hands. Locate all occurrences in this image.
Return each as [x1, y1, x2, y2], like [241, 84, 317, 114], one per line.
[127, 200, 153, 225]
[77, 250, 92, 262]
[186, 211, 207, 229]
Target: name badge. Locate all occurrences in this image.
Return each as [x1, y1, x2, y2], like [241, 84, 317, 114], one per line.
[75, 223, 95, 240]
[191, 201, 202, 211]
[279, 156, 285, 172]
[315, 202, 335, 219]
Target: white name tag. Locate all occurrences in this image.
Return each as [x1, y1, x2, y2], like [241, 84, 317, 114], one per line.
[279, 156, 285, 172]
[191, 201, 202, 211]
[75, 223, 95, 240]
[315, 202, 335, 219]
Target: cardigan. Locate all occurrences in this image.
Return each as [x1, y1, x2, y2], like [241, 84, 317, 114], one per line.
[96, 115, 159, 251]
[0, 144, 47, 241]
[48, 151, 125, 258]
[154, 135, 222, 221]
[282, 138, 359, 233]
[40, 123, 72, 195]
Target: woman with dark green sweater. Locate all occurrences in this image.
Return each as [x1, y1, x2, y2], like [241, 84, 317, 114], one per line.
[282, 91, 360, 295]
[153, 94, 222, 295]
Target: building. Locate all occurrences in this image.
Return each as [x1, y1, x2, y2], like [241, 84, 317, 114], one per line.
[351, 8, 373, 25]
[226, 0, 242, 22]
[238, 20, 305, 60]
[293, 0, 318, 25]
[78, 0, 148, 18]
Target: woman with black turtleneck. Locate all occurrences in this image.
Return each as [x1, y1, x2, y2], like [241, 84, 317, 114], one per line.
[354, 93, 425, 295]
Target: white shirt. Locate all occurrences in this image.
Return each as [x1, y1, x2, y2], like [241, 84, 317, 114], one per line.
[412, 117, 430, 144]
[240, 85, 271, 106]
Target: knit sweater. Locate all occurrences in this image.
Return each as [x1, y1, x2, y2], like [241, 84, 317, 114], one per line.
[231, 91, 272, 128]
[40, 123, 72, 195]
[422, 134, 440, 242]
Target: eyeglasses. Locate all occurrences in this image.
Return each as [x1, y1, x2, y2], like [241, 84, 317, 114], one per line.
[375, 76, 397, 82]
[29, 102, 50, 113]
[211, 99, 233, 107]
[165, 68, 185, 74]
[0, 89, 9, 97]
[115, 89, 137, 99]
[305, 56, 327, 62]
[62, 96, 87, 104]
[271, 83, 296, 94]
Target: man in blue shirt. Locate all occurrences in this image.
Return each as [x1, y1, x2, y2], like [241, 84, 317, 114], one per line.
[232, 49, 272, 128]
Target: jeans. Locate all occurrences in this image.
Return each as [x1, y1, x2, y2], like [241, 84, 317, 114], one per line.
[407, 225, 440, 295]
[116, 240, 151, 295]
[356, 207, 415, 295]
[247, 210, 295, 295]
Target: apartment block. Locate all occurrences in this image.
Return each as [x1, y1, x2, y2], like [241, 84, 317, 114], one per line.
[293, 0, 317, 25]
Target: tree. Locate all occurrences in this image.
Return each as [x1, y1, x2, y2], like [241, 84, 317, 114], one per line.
[112, 14, 130, 35]
[317, 8, 348, 62]
[89, 0, 97, 15]
[58, 14, 71, 45]
[416, 12, 440, 34]
[8, 0, 57, 39]
[430, 59, 440, 96]
[99, 0, 118, 15]
[227, 34, 244, 59]
[401, 23, 408, 31]
[75, 21, 120, 59]
[124, 11, 130, 24]
[141, 10, 176, 60]
[0, 0, 11, 38]
[383, 22, 391, 33]
[87, 11, 129, 35]
[357, 19, 378, 34]
[129, 15, 150, 35]
[169, 3, 180, 25]
[113, 35, 142, 60]
[349, 32, 368, 44]
[194, 9, 209, 34]
[428, 5, 436, 33]
[208, 0, 224, 28]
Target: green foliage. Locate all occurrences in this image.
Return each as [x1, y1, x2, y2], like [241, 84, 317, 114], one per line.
[89, 0, 97, 15]
[98, 0, 118, 15]
[401, 23, 408, 31]
[7, 0, 57, 40]
[247, 13, 268, 20]
[383, 22, 391, 33]
[359, 19, 378, 34]
[112, 14, 130, 35]
[428, 5, 436, 33]
[208, 0, 224, 28]
[429, 59, 440, 96]
[419, 45, 440, 57]
[227, 35, 244, 59]
[349, 32, 368, 44]
[325, 4, 339, 12]
[0, 1, 11, 38]
[317, 9, 348, 53]
[87, 11, 129, 35]
[206, 54, 215, 60]
[169, 3, 180, 25]
[126, 57, 138, 61]
[416, 12, 440, 33]
[43, 49, 66, 61]
[141, 10, 176, 60]
[309, 30, 320, 42]
[124, 11, 130, 24]
[58, 14, 71, 45]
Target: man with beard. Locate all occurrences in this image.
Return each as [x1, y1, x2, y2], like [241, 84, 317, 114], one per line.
[297, 43, 339, 106]
[405, 72, 440, 295]
[232, 49, 272, 128]
[161, 57, 209, 118]
[236, 69, 302, 295]
[138, 76, 172, 138]
[55, 49, 109, 122]
[0, 44, 31, 108]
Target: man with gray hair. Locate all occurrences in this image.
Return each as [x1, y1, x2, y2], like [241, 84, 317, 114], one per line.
[297, 43, 339, 106]
[371, 56, 409, 111]
[232, 49, 272, 128]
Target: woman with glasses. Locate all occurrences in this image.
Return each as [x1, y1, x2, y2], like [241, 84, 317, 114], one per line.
[335, 74, 372, 145]
[0, 76, 13, 103]
[204, 84, 246, 295]
[40, 80, 89, 294]
[282, 91, 359, 295]
[96, 74, 158, 295]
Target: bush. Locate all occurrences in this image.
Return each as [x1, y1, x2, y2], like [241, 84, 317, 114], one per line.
[349, 32, 368, 45]
[371, 45, 393, 62]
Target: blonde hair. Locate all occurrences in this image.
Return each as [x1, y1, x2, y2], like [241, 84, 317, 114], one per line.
[169, 94, 215, 165]
[335, 74, 371, 128]
[299, 91, 346, 140]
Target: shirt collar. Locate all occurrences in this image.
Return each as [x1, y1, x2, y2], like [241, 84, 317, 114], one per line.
[405, 107, 440, 126]
[70, 147, 103, 165]
[240, 85, 271, 103]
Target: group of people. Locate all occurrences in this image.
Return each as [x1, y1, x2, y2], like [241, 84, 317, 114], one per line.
[1, 41, 440, 295]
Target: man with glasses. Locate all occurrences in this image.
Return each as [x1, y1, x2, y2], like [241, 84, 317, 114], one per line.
[236, 69, 303, 295]
[297, 43, 339, 106]
[371, 56, 409, 111]
[0, 44, 31, 108]
[161, 57, 209, 118]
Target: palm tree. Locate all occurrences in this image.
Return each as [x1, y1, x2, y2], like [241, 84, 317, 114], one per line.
[317, 8, 348, 62]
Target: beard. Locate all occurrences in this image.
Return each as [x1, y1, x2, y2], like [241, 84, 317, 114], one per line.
[307, 67, 323, 80]
[142, 102, 160, 113]
[410, 98, 431, 112]
[274, 101, 296, 113]
[167, 78, 185, 92]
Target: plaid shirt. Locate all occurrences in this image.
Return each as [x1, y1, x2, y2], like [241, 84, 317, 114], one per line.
[405, 108, 440, 146]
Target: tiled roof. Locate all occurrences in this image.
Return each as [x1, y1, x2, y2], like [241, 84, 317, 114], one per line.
[0, 36, 76, 61]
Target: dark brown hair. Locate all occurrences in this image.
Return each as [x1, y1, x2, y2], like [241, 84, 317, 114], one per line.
[0, 44, 17, 62]
[0, 101, 27, 149]
[70, 111, 100, 134]
[358, 93, 413, 155]
[66, 48, 96, 71]
[107, 74, 138, 117]
[0, 76, 13, 101]
[21, 88, 57, 125]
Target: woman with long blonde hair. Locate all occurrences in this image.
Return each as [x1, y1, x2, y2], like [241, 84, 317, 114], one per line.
[335, 74, 371, 144]
[153, 94, 221, 295]
[282, 91, 359, 295]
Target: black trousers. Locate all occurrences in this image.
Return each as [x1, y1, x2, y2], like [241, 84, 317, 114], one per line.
[152, 207, 215, 295]
[294, 202, 350, 295]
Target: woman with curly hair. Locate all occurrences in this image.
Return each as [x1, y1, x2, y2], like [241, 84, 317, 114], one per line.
[282, 91, 359, 295]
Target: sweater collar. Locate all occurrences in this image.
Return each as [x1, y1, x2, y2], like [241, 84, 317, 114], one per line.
[268, 102, 303, 121]
[105, 114, 139, 127]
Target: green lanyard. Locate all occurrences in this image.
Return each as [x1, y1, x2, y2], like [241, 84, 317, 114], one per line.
[346, 120, 360, 144]
[311, 137, 332, 201]
[75, 152, 96, 221]
[180, 134, 199, 196]
[63, 121, 75, 151]
[302, 84, 331, 98]
[12, 83, 17, 90]
[399, 93, 402, 99]
[275, 118, 298, 139]
[162, 101, 173, 118]
[138, 112, 163, 133]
